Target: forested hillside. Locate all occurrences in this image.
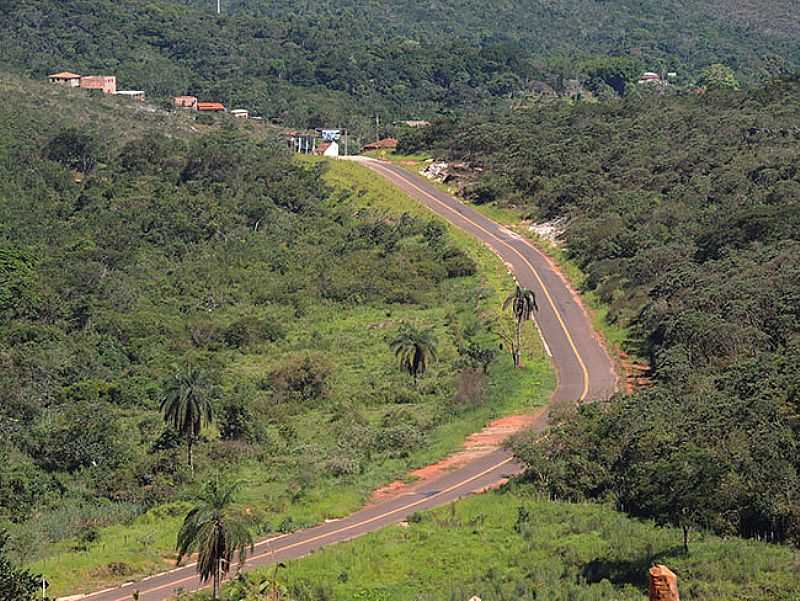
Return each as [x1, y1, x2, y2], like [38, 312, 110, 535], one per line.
[0, 76, 550, 594]
[401, 77, 800, 544]
[2, 0, 798, 135]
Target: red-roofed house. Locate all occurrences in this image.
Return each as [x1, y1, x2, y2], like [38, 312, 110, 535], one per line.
[197, 102, 226, 112]
[80, 76, 117, 95]
[362, 138, 398, 151]
[49, 72, 82, 87]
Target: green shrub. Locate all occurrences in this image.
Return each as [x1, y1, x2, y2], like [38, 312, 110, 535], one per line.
[269, 353, 332, 404]
[375, 424, 424, 458]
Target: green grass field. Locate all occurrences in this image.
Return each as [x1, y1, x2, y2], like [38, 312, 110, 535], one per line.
[225, 486, 800, 601]
[26, 157, 554, 596]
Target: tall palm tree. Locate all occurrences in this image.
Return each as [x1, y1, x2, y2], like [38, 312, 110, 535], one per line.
[503, 285, 538, 368]
[389, 323, 438, 386]
[176, 477, 254, 600]
[161, 365, 214, 475]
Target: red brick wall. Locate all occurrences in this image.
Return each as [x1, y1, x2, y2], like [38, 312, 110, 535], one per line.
[80, 76, 117, 94]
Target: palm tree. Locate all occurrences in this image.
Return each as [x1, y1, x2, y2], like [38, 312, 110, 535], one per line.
[176, 477, 254, 599]
[389, 323, 438, 386]
[502, 285, 538, 368]
[161, 365, 214, 475]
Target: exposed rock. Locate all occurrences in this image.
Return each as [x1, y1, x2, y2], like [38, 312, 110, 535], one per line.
[528, 218, 567, 245]
[649, 565, 680, 601]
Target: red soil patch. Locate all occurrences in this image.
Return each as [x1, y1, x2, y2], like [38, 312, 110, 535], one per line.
[369, 409, 546, 504]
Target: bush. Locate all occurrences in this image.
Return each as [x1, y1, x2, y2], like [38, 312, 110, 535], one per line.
[269, 353, 332, 403]
[326, 455, 361, 477]
[219, 396, 258, 442]
[45, 128, 101, 173]
[442, 249, 477, 278]
[376, 424, 424, 458]
[223, 316, 286, 349]
[393, 386, 422, 405]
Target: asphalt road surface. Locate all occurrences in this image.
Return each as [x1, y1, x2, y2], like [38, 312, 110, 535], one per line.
[73, 157, 617, 601]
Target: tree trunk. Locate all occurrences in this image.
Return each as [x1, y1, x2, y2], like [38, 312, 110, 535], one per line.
[212, 560, 220, 600]
[513, 320, 522, 368]
[682, 525, 689, 554]
[187, 435, 194, 476]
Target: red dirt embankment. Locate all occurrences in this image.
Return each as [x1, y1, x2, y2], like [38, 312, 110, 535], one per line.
[370, 408, 547, 504]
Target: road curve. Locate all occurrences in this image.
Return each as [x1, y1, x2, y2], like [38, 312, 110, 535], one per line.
[74, 157, 617, 601]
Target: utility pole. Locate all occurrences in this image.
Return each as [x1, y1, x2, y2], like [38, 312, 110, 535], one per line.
[217, 0, 221, 15]
[375, 115, 380, 143]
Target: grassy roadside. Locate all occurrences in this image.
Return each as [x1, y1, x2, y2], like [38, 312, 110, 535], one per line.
[229, 486, 800, 601]
[27, 157, 554, 597]
[381, 152, 635, 362]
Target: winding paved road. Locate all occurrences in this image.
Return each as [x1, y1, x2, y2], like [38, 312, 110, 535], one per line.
[73, 157, 617, 601]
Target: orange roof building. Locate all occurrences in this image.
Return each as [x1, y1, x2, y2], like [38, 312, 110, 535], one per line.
[197, 102, 226, 112]
[49, 71, 82, 87]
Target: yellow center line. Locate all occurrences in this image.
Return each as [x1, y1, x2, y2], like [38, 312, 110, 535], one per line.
[367, 160, 591, 402]
[104, 457, 515, 601]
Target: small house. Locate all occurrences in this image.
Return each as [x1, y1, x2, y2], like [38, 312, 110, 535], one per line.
[49, 71, 82, 87]
[80, 76, 117, 95]
[397, 120, 431, 128]
[175, 96, 198, 110]
[197, 102, 226, 112]
[230, 109, 250, 119]
[362, 138, 398, 152]
[116, 90, 145, 102]
[314, 141, 339, 157]
[638, 72, 661, 84]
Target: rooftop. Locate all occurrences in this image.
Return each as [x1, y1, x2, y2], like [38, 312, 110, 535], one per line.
[49, 71, 81, 79]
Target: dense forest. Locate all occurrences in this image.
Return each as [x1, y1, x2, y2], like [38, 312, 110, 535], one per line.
[2, 0, 799, 136]
[400, 77, 800, 544]
[0, 76, 544, 594]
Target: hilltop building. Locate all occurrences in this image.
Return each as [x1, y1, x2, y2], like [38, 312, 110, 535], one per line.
[79, 75, 117, 94]
[175, 96, 198, 109]
[197, 102, 226, 112]
[230, 109, 250, 119]
[48, 72, 81, 87]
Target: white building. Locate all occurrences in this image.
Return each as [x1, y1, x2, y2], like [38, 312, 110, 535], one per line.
[116, 90, 145, 101]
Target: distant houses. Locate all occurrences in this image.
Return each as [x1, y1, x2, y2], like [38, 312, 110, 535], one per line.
[49, 71, 118, 95]
[47, 68, 263, 122]
[48, 70, 142, 100]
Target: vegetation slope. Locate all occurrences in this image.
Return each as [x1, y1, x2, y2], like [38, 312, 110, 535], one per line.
[2, 0, 799, 135]
[221, 487, 800, 601]
[401, 77, 800, 545]
[0, 75, 552, 595]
